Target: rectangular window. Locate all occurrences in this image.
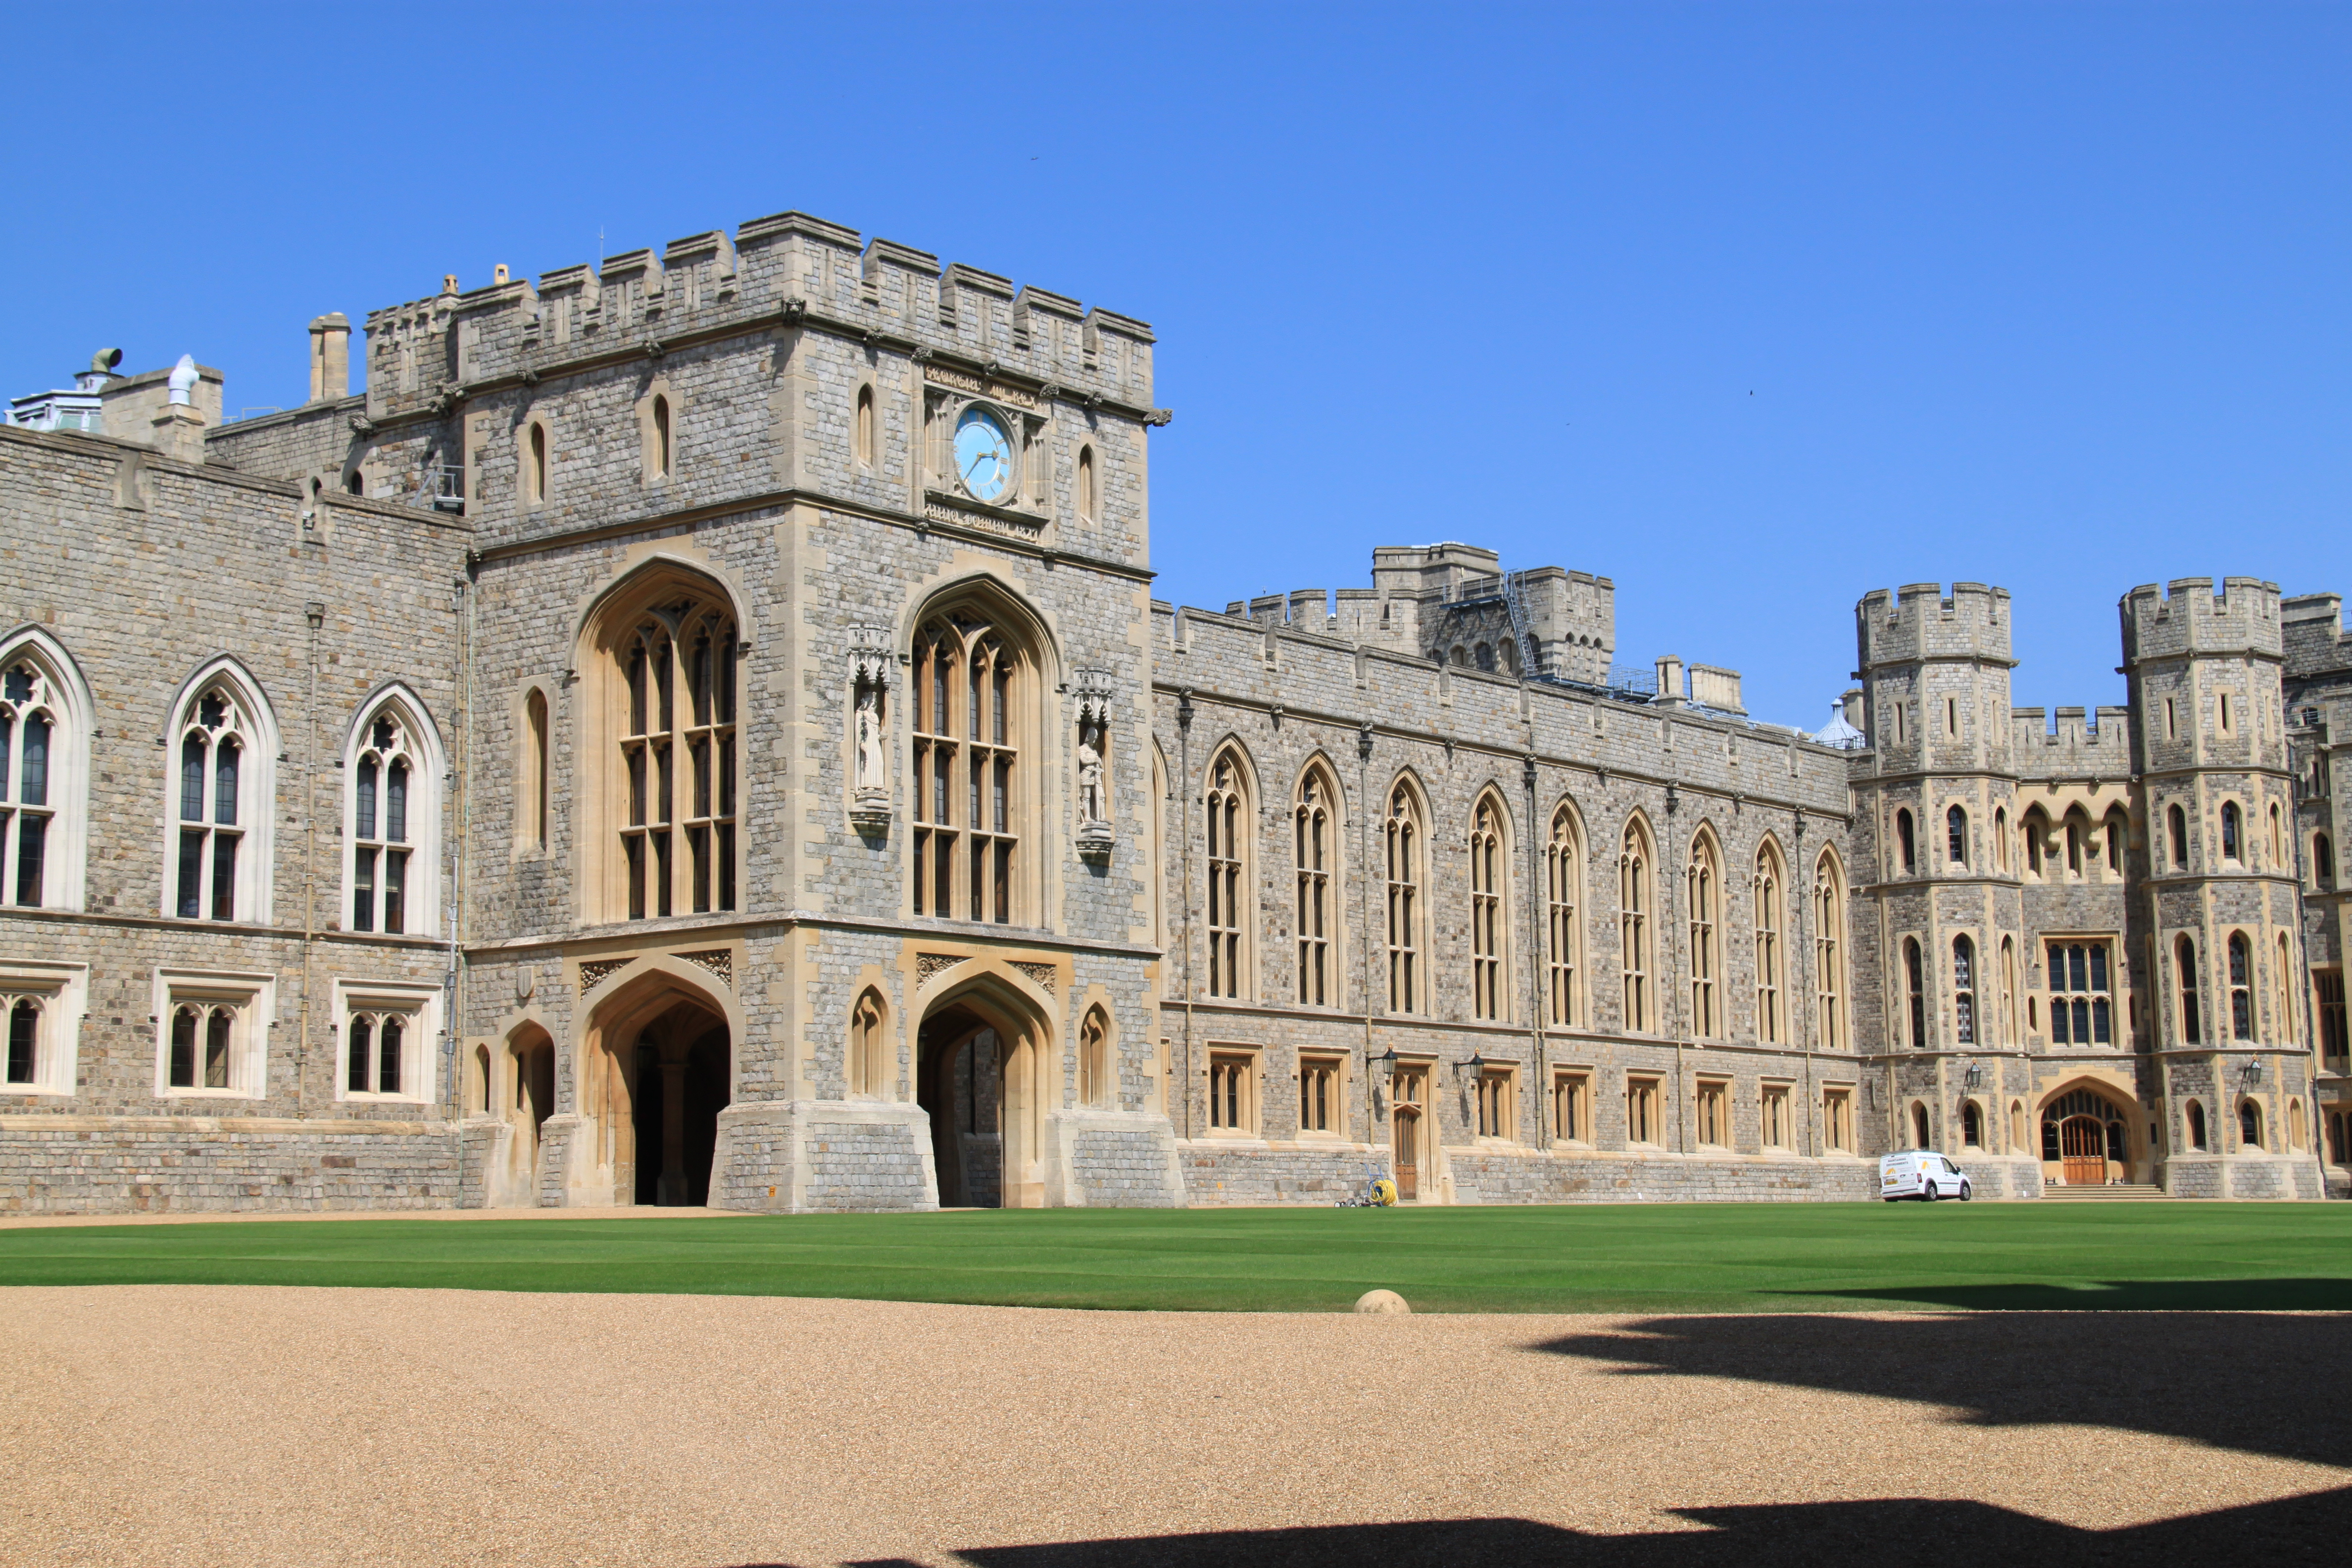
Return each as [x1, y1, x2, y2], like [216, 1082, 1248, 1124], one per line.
[1207, 1051, 1256, 1134]
[0, 962, 84, 1096]
[1475, 1067, 1516, 1140]
[1298, 1054, 1341, 1134]
[1695, 1079, 1730, 1147]
[1761, 1083, 1792, 1149]
[1552, 1070, 1590, 1142]
[2317, 970, 2348, 1067]
[1626, 1075, 1661, 1145]
[2047, 940, 2114, 1046]
[155, 970, 274, 1099]
[1823, 1086, 1855, 1152]
[333, 980, 442, 1102]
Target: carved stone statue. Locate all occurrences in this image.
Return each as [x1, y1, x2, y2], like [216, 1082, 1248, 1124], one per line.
[1077, 732, 1103, 825]
[854, 683, 887, 797]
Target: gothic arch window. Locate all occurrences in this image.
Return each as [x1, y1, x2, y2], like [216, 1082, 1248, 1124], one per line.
[1295, 764, 1339, 1007]
[1546, 802, 1583, 1027]
[2063, 807, 2089, 876]
[1911, 1101, 1931, 1149]
[2168, 803, 2189, 869]
[2023, 806, 2050, 876]
[1204, 748, 1252, 999]
[1895, 808, 1915, 874]
[848, 988, 888, 1098]
[343, 692, 443, 936]
[909, 591, 1044, 927]
[2239, 1096, 2264, 1149]
[1904, 937, 1926, 1048]
[583, 570, 740, 924]
[2228, 932, 2254, 1040]
[0, 634, 91, 910]
[164, 663, 277, 924]
[1813, 848, 1847, 1051]
[1686, 831, 1721, 1037]
[1078, 1005, 1111, 1108]
[1620, 818, 1656, 1032]
[648, 393, 674, 481]
[1946, 805, 1968, 867]
[1755, 841, 1786, 1044]
[1469, 793, 1509, 1022]
[1953, 934, 1977, 1045]
[2104, 808, 2129, 875]
[1961, 1100, 1984, 1148]
[2220, 801, 2242, 863]
[2316, 832, 2336, 887]
[2177, 934, 2203, 1044]
[1383, 782, 1425, 1013]
[2185, 1098, 2207, 1150]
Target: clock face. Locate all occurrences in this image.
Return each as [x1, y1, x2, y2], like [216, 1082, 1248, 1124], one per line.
[954, 407, 1015, 503]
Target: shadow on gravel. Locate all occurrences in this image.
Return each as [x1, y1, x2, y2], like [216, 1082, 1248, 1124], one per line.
[1530, 1310, 2352, 1468]
[774, 1486, 2352, 1566]
[1811, 1276, 2352, 1312]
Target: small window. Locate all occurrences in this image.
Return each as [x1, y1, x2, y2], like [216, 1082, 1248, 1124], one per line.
[2239, 1097, 2263, 1149]
[527, 422, 548, 505]
[1823, 1086, 1854, 1153]
[1077, 443, 1096, 521]
[1961, 1101, 1983, 1148]
[1953, 934, 1976, 1045]
[2104, 810, 2127, 874]
[2219, 692, 2233, 733]
[649, 394, 672, 480]
[2024, 809, 2048, 875]
[848, 988, 888, 1098]
[2165, 697, 2177, 739]
[1208, 1051, 1257, 1134]
[1993, 808, 2009, 871]
[1911, 1102, 1931, 1149]
[1946, 805, 1967, 866]
[2185, 1099, 2207, 1151]
[2220, 802, 2242, 862]
[1895, 809, 1915, 873]
[2316, 969, 2348, 1064]
[2009, 1099, 2027, 1150]
[1760, 1083, 1792, 1149]
[159, 971, 272, 1098]
[344, 469, 364, 496]
[855, 385, 876, 467]
[1945, 696, 1958, 737]
[1552, 1070, 1590, 1142]
[1078, 1006, 1111, 1109]
[1694, 1079, 1730, 1148]
[1625, 1076, 1662, 1145]
[1904, 936, 1926, 1048]
[2177, 935, 2203, 1044]
[2317, 833, 2336, 888]
[1474, 1065, 1516, 1140]
[2168, 804, 2189, 869]
[2228, 932, 2254, 1041]
[1299, 1054, 1342, 1134]
[523, 687, 550, 852]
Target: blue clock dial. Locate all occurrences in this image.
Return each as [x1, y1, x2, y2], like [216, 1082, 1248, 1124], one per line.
[954, 407, 1016, 503]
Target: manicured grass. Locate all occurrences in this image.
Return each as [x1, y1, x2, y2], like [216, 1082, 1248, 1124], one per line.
[2, 1202, 2348, 1313]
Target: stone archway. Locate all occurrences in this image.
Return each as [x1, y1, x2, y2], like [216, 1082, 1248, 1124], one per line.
[912, 973, 1054, 1209]
[2038, 1082, 2137, 1186]
[579, 968, 733, 1207]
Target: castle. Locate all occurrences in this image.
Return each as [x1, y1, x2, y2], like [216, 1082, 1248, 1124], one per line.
[0, 211, 2343, 1212]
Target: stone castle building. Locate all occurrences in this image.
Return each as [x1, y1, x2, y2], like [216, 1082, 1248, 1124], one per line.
[0, 210, 2342, 1212]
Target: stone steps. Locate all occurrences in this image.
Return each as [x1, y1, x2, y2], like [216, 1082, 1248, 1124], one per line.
[2040, 1183, 2167, 1201]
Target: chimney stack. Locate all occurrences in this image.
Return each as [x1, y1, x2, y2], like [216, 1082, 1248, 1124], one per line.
[308, 313, 350, 402]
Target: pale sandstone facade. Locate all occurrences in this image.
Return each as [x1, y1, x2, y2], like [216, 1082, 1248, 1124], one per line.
[0, 209, 2339, 1211]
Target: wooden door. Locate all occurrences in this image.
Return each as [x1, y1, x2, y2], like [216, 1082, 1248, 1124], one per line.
[1393, 1107, 1421, 1200]
[2060, 1117, 2106, 1186]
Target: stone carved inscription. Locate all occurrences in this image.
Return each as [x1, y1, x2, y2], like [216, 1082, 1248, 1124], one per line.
[922, 361, 1039, 409]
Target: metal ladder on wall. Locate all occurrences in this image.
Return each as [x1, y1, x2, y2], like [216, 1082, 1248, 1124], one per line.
[1503, 568, 1540, 680]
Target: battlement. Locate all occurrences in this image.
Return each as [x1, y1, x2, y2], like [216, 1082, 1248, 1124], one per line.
[2118, 577, 2281, 665]
[359, 210, 1157, 423]
[2010, 704, 2132, 778]
[1854, 582, 2013, 668]
[2282, 592, 2352, 679]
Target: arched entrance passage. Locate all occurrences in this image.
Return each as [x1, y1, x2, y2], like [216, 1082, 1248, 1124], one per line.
[912, 971, 1053, 1209]
[2039, 1084, 2133, 1186]
[581, 967, 733, 1207]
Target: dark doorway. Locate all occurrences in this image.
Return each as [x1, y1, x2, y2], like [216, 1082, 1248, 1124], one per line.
[917, 1003, 1001, 1208]
[632, 1010, 730, 1206]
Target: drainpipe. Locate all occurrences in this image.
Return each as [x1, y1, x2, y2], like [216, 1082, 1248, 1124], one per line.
[448, 567, 474, 1206]
[299, 601, 323, 1119]
[1176, 690, 1194, 1141]
[1524, 754, 1546, 1149]
[1359, 721, 1376, 1153]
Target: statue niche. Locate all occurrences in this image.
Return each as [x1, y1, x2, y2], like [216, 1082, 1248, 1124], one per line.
[849, 632, 893, 837]
[1074, 672, 1113, 864]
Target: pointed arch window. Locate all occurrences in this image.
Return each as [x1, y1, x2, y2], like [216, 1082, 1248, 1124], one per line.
[1546, 805, 1582, 1027]
[344, 701, 441, 936]
[2228, 931, 2254, 1040]
[168, 673, 274, 923]
[2220, 801, 2242, 862]
[1755, 845, 1785, 1044]
[2000, 935, 2018, 1046]
[1946, 805, 1968, 866]
[1813, 850, 1846, 1050]
[649, 394, 673, 480]
[1904, 937, 1926, 1048]
[1686, 834, 1720, 1037]
[1620, 821, 1655, 1032]
[910, 602, 1032, 926]
[2316, 832, 2336, 887]
[2104, 808, 2128, 875]
[1204, 752, 1249, 999]
[616, 594, 738, 920]
[2177, 935, 2203, 1044]
[1469, 796, 1507, 1021]
[1383, 785, 1422, 1013]
[1895, 809, 1915, 873]
[2267, 803, 2284, 867]
[2168, 803, 2190, 869]
[1295, 768, 1336, 1006]
[1953, 934, 1977, 1045]
[1078, 1005, 1111, 1108]
[2277, 933, 2296, 1045]
[0, 649, 80, 909]
[523, 687, 550, 852]
[849, 988, 888, 1098]
[2024, 807, 2049, 876]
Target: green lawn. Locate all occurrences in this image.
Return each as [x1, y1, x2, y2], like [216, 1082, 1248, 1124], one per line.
[2, 1203, 2348, 1313]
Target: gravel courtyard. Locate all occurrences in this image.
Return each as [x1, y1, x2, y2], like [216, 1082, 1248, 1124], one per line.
[1, 1285, 2346, 1566]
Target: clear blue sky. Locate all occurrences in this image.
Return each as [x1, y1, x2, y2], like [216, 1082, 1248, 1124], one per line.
[5, 3, 2344, 730]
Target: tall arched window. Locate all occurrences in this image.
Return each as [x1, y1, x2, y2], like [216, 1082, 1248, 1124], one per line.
[1687, 832, 1720, 1037]
[1295, 766, 1336, 1006]
[344, 697, 442, 936]
[2104, 808, 2128, 875]
[2024, 806, 2049, 875]
[1993, 807, 2009, 871]
[166, 664, 276, 924]
[1469, 794, 1507, 1021]
[526, 421, 549, 505]
[855, 385, 876, 467]
[1546, 803, 1582, 1027]
[2268, 803, 2284, 867]
[1953, 934, 1976, 1045]
[2167, 803, 2189, 868]
[2177, 934, 2203, 1044]
[1904, 937, 1926, 1048]
[650, 394, 673, 480]
[1384, 784, 1423, 1013]
[911, 604, 1032, 926]
[2063, 808, 2087, 876]
[0, 637, 90, 910]
[2000, 936, 2018, 1046]
[2220, 801, 2242, 862]
[523, 687, 550, 852]
[1946, 805, 1968, 866]
[1754, 843, 1785, 1044]
[1620, 820, 1655, 1032]
[1078, 1005, 1111, 1108]
[1895, 809, 1915, 873]
[2278, 932, 2296, 1045]
[1813, 849, 1846, 1050]
[1204, 750, 1249, 999]
[612, 591, 739, 920]
[2228, 932, 2253, 1040]
[848, 988, 888, 1098]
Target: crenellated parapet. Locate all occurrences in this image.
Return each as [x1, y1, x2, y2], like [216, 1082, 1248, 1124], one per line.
[2119, 577, 2283, 665]
[1855, 582, 2015, 669]
[361, 209, 1161, 427]
[2011, 705, 2133, 781]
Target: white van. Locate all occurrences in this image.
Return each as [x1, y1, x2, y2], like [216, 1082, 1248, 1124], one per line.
[1880, 1150, 1972, 1202]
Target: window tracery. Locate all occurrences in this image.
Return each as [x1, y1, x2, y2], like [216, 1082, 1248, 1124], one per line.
[910, 604, 1030, 925]
[1620, 820, 1655, 1032]
[1754, 842, 1785, 1044]
[1205, 752, 1248, 999]
[1686, 832, 1720, 1038]
[346, 702, 440, 935]
[616, 594, 738, 920]
[1383, 784, 1423, 1013]
[1813, 849, 1847, 1051]
[1546, 804, 1582, 1027]
[1469, 795, 1506, 1022]
[1295, 767, 1336, 1007]
[0, 654, 64, 907]
[168, 670, 274, 924]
